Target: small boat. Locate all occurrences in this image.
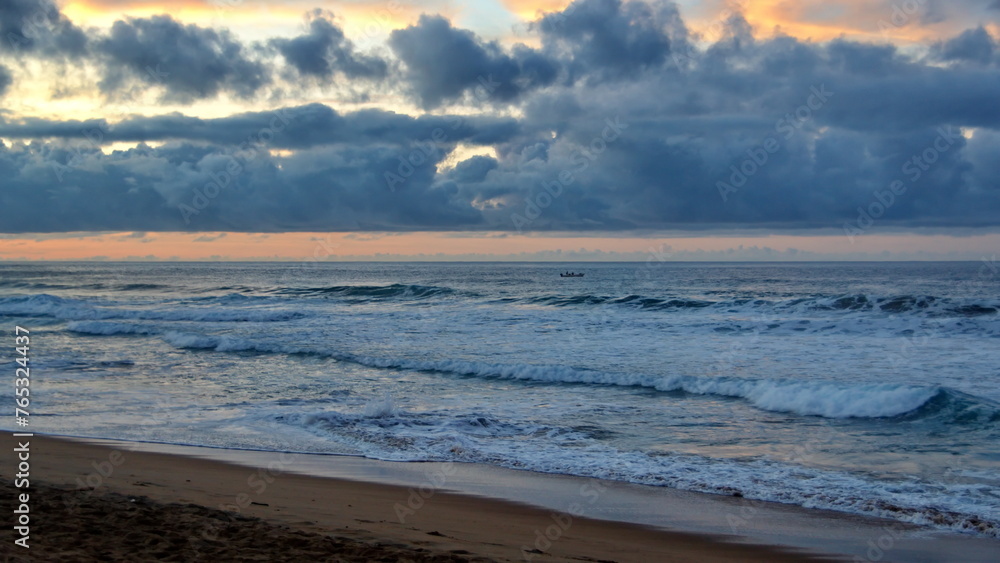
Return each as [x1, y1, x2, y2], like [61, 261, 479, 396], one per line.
[560, 272, 585, 277]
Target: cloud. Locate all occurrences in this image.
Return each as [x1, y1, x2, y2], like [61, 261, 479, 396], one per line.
[95, 15, 270, 101]
[447, 155, 499, 183]
[535, 0, 683, 82]
[389, 14, 559, 108]
[272, 9, 388, 81]
[0, 104, 521, 149]
[193, 233, 227, 242]
[0, 65, 11, 96]
[0, 123, 489, 232]
[1, 2, 999, 235]
[932, 26, 997, 65]
[0, 0, 88, 58]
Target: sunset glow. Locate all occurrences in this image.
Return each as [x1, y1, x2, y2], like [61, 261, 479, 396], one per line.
[3, 232, 998, 261]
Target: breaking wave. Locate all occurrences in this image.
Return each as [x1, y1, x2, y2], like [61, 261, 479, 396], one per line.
[156, 329, 996, 421]
[503, 292, 998, 318]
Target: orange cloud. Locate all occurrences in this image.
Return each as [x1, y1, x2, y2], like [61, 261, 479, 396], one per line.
[735, 0, 985, 43]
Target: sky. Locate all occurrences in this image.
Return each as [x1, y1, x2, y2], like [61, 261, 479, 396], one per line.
[0, 0, 999, 260]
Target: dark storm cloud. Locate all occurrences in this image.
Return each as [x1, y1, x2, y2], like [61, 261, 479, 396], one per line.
[0, 0, 87, 57]
[389, 15, 558, 108]
[2, 1, 1000, 234]
[932, 26, 997, 64]
[456, 16, 1000, 233]
[0, 104, 520, 149]
[0, 104, 516, 232]
[819, 69, 1000, 131]
[0, 64, 11, 96]
[0, 139, 482, 232]
[271, 9, 387, 81]
[95, 15, 270, 101]
[446, 155, 498, 184]
[536, 0, 682, 82]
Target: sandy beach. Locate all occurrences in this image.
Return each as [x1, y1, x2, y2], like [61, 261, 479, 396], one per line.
[0, 434, 828, 562]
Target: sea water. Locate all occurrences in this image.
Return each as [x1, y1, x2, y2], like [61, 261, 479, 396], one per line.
[1, 261, 998, 536]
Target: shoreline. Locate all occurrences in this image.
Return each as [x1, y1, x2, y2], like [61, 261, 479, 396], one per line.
[3, 434, 828, 562]
[4, 435, 999, 561]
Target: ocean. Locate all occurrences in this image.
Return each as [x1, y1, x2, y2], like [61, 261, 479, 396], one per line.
[1, 261, 998, 537]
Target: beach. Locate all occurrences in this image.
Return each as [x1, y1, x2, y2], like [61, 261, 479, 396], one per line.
[2, 0, 998, 556]
[1, 434, 824, 562]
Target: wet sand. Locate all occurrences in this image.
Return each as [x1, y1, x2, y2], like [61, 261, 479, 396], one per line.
[0, 434, 828, 562]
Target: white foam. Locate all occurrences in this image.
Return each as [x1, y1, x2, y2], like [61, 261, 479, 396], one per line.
[654, 377, 942, 418]
[161, 331, 223, 349]
[286, 407, 1000, 538]
[362, 393, 400, 418]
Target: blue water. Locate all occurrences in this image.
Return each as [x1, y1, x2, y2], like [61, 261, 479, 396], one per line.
[1, 261, 998, 536]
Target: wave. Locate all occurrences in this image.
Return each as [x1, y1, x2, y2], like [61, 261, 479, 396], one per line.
[9, 286, 995, 320]
[897, 389, 1000, 425]
[522, 294, 715, 309]
[655, 377, 941, 418]
[268, 283, 459, 300]
[361, 393, 401, 418]
[119, 283, 170, 291]
[504, 292, 998, 318]
[0, 294, 303, 322]
[809, 294, 999, 316]
[280, 406, 1000, 538]
[162, 331, 229, 349]
[0, 281, 171, 291]
[296, 411, 1000, 537]
[295, 407, 563, 447]
[157, 283, 462, 301]
[156, 330, 993, 420]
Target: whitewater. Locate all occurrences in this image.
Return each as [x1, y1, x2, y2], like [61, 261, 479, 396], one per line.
[1, 261, 998, 537]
